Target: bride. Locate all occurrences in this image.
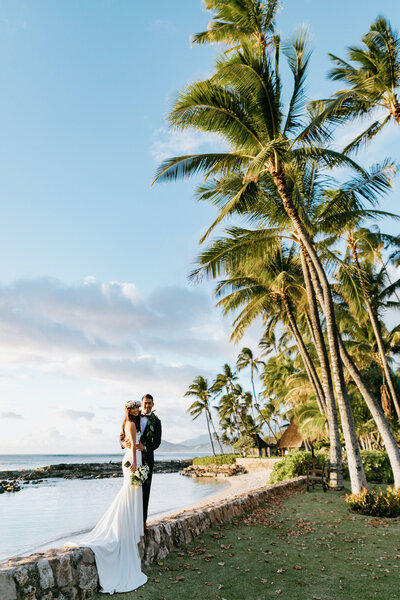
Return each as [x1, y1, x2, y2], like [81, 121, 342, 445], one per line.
[71, 400, 147, 594]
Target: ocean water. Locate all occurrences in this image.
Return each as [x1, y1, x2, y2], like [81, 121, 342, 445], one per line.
[0, 454, 225, 562]
[0, 452, 205, 472]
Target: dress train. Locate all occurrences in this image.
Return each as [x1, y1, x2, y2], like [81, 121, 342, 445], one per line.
[76, 449, 147, 594]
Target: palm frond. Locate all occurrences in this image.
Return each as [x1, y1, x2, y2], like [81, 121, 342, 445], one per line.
[283, 29, 312, 134]
[152, 153, 249, 184]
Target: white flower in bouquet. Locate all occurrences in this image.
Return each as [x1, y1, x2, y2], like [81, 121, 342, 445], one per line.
[131, 464, 150, 487]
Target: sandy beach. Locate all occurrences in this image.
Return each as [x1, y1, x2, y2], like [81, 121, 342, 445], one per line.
[156, 467, 273, 521]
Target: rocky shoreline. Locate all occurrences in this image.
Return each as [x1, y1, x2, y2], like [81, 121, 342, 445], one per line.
[182, 463, 246, 477]
[0, 459, 192, 493]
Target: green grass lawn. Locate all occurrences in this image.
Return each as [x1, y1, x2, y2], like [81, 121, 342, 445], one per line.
[96, 484, 400, 600]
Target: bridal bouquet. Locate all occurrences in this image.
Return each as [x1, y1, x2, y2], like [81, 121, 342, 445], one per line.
[124, 461, 150, 487]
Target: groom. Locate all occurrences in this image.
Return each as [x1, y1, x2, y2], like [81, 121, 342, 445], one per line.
[137, 393, 162, 525]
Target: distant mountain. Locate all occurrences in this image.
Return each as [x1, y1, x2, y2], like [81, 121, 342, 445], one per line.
[157, 439, 197, 453]
[180, 433, 211, 447]
[157, 434, 231, 454]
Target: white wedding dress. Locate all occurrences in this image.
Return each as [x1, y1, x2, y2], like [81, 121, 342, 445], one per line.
[75, 444, 147, 594]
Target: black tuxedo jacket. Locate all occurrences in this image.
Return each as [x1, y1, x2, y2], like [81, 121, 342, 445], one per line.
[140, 413, 162, 472]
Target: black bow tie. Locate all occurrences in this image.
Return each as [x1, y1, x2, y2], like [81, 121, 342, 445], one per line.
[142, 414, 150, 418]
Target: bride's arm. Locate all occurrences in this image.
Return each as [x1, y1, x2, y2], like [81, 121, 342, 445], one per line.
[127, 421, 137, 471]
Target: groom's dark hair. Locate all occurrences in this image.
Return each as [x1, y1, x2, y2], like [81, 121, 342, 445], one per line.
[142, 393, 153, 401]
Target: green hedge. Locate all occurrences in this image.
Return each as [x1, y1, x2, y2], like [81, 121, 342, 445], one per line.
[269, 450, 327, 483]
[269, 449, 394, 484]
[192, 454, 237, 466]
[351, 451, 393, 484]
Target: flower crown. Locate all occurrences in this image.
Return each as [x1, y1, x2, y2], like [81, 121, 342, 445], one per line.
[125, 400, 141, 409]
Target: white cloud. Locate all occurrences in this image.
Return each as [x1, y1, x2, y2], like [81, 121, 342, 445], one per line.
[0, 277, 233, 369]
[60, 409, 95, 422]
[0, 276, 262, 451]
[151, 127, 225, 163]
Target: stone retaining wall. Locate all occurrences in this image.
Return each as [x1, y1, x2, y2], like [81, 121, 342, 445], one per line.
[0, 477, 305, 600]
[235, 457, 281, 471]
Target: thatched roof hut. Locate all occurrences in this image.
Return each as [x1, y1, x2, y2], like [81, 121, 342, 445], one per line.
[278, 422, 305, 450]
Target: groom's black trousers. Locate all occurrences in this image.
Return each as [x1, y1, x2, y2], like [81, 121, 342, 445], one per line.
[142, 471, 152, 524]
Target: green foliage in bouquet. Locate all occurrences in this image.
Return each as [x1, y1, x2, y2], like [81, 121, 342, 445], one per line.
[269, 451, 327, 483]
[192, 454, 237, 466]
[345, 487, 400, 517]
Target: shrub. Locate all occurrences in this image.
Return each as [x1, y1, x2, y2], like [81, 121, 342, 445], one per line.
[345, 486, 400, 517]
[342, 451, 393, 483]
[269, 450, 394, 484]
[269, 450, 327, 483]
[192, 454, 237, 466]
[361, 451, 393, 483]
[232, 436, 256, 455]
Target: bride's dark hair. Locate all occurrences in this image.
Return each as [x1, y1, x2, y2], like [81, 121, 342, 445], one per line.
[120, 407, 140, 444]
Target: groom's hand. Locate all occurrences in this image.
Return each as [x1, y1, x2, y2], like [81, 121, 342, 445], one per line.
[124, 440, 132, 449]
[136, 442, 144, 451]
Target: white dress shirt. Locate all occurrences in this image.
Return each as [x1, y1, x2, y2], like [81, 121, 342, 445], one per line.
[140, 412, 152, 436]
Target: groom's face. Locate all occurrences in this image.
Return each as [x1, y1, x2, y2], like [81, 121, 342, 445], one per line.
[141, 398, 153, 415]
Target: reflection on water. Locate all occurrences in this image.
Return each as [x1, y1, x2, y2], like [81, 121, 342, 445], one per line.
[0, 473, 226, 561]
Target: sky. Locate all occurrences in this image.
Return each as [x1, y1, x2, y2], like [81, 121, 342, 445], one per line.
[1, 0, 400, 453]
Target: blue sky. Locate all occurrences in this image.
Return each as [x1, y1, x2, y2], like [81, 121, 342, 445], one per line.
[1, 0, 400, 453]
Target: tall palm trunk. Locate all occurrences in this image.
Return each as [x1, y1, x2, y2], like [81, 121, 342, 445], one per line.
[282, 295, 326, 415]
[255, 397, 279, 443]
[208, 410, 224, 454]
[348, 236, 400, 419]
[205, 411, 216, 455]
[249, 370, 257, 420]
[300, 248, 343, 489]
[250, 369, 279, 442]
[306, 243, 400, 489]
[224, 390, 243, 439]
[338, 338, 400, 489]
[227, 382, 250, 437]
[271, 167, 366, 492]
[381, 380, 392, 417]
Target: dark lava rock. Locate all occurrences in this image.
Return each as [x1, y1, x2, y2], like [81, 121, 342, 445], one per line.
[0, 458, 193, 486]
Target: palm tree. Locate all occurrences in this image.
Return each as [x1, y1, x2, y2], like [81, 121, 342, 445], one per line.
[306, 16, 400, 154]
[261, 353, 295, 440]
[217, 392, 243, 440]
[237, 347, 264, 400]
[213, 364, 248, 438]
[212, 364, 238, 396]
[192, 0, 278, 49]
[343, 235, 400, 419]
[153, 4, 368, 491]
[299, 168, 400, 486]
[185, 376, 218, 455]
[194, 219, 345, 485]
[349, 226, 400, 305]
[237, 347, 270, 426]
